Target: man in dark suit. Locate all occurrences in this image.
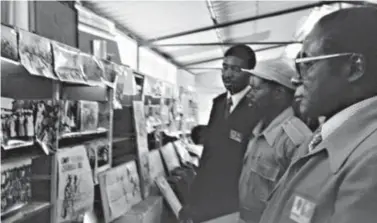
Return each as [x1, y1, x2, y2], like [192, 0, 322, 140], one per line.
[180, 45, 262, 222]
[259, 7, 377, 223]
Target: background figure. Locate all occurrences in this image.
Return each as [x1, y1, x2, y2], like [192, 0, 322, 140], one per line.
[190, 125, 207, 145]
[180, 45, 262, 223]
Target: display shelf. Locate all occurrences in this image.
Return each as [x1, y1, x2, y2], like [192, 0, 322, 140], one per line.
[61, 84, 109, 102]
[112, 136, 134, 143]
[60, 128, 108, 140]
[1, 144, 46, 161]
[2, 202, 51, 223]
[1, 25, 116, 223]
[1, 140, 35, 151]
[1, 57, 55, 99]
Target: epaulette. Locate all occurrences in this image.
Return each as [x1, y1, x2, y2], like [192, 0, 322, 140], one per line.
[281, 117, 312, 146]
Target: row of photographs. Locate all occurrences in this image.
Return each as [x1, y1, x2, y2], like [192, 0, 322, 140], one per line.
[1, 98, 110, 150]
[1, 24, 123, 87]
[142, 76, 198, 135]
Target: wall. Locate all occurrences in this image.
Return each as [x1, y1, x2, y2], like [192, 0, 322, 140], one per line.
[195, 71, 225, 125]
[139, 47, 177, 84]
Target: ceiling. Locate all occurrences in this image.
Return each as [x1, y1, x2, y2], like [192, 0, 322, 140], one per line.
[82, 0, 372, 75]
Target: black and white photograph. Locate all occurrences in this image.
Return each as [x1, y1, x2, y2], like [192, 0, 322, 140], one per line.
[1, 24, 18, 61]
[1, 158, 32, 216]
[2, 1, 377, 223]
[78, 101, 99, 132]
[18, 29, 56, 79]
[52, 42, 87, 84]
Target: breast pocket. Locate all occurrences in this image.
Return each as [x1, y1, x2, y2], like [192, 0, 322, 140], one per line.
[248, 159, 280, 202]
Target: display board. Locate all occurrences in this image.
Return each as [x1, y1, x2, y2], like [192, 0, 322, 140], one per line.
[56, 145, 94, 223]
[160, 143, 181, 173]
[133, 101, 152, 198]
[98, 160, 142, 223]
[155, 176, 182, 218]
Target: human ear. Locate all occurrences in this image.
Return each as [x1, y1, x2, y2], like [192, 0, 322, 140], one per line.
[347, 54, 365, 82]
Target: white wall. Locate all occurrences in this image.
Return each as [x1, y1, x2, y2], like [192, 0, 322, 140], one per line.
[195, 71, 225, 125]
[139, 47, 177, 84]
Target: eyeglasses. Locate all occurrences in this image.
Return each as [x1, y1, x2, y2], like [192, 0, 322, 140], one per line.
[292, 52, 362, 85]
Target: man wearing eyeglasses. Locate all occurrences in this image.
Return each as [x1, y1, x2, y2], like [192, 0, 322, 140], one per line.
[179, 45, 262, 223]
[238, 58, 312, 223]
[259, 7, 377, 223]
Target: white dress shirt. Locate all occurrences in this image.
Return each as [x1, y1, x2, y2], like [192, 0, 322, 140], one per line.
[227, 86, 251, 113]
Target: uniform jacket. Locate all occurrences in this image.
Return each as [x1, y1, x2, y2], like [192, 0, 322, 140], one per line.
[259, 97, 377, 223]
[239, 107, 312, 223]
[188, 91, 260, 222]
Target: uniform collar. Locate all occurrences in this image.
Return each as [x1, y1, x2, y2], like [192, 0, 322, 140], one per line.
[322, 96, 377, 140]
[315, 96, 377, 173]
[253, 107, 294, 146]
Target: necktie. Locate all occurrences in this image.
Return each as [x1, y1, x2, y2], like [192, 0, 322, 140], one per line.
[224, 97, 233, 119]
[308, 127, 322, 152]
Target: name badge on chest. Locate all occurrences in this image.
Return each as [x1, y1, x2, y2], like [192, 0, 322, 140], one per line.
[290, 195, 316, 223]
[229, 129, 243, 143]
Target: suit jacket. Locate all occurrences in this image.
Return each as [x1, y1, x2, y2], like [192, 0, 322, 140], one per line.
[259, 97, 377, 223]
[188, 91, 260, 222]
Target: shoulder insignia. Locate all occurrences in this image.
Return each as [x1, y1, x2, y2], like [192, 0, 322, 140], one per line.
[282, 117, 312, 146]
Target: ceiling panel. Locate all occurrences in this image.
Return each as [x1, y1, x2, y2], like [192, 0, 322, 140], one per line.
[81, 0, 345, 75]
[217, 9, 311, 43]
[84, 1, 215, 39]
[211, 1, 313, 24]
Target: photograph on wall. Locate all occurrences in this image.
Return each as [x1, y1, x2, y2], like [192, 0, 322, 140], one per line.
[1, 25, 18, 61]
[33, 100, 60, 154]
[52, 42, 87, 84]
[1, 98, 34, 149]
[78, 101, 99, 132]
[84, 142, 96, 174]
[113, 64, 128, 109]
[132, 101, 152, 198]
[101, 60, 121, 88]
[57, 145, 94, 223]
[83, 138, 110, 183]
[142, 76, 163, 106]
[80, 53, 103, 85]
[59, 100, 79, 135]
[19, 30, 56, 79]
[0, 98, 59, 154]
[95, 138, 111, 173]
[98, 161, 142, 223]
[1, 158, 32, 217]
[98, 101, 110, 129]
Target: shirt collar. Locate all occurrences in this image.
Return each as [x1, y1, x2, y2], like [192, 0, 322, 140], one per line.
[322, 95, 377, 140]
[315, 96, 377, 173]
[227, 86, 251, 107]
[253, 107, 294, 146]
